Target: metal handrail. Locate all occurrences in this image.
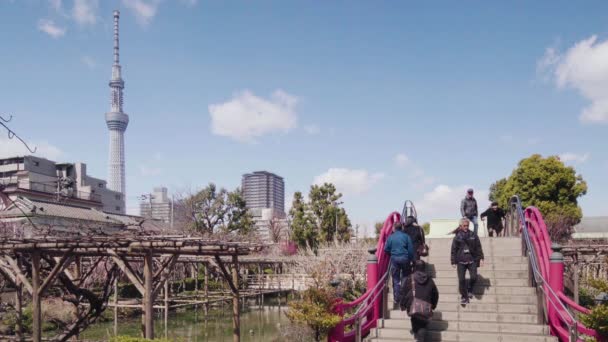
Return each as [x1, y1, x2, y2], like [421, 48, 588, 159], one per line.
[353, 266, 391, 317]
[510, 196, 580, 341]
[350, 267, 391, 341]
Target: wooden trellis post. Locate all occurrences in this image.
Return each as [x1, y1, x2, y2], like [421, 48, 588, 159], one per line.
[31, 252, 41, 342]
[232, 254, 240, 342]
[143, 252, 154, 339]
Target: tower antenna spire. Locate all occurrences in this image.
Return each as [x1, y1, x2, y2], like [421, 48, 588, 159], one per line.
[105, 10, 129, 206]
[113, 10, 120, 65]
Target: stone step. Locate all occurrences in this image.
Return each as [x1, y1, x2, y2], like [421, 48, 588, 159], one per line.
[426, 256, 527, 264]
[427, 239, 521, 249]
[387, 282, 535, 296]
[435, 285, 536, 295]
[385, 299, 537, 314]
[371, 329, 557, 341]
[429, 270, 528, 279]
[431, 263, 528, 271]
[379, 318, 549, 334]
[430, 277, 529, 287]
[425, 248, 523, 257]
[389, 310, 541, 324]
[388, 293, 536, 304]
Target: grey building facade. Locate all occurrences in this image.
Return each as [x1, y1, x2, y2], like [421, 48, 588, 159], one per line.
[0, 155, 125, 214]
[139, 187, 172, 224]
[241, 171, 285, 216]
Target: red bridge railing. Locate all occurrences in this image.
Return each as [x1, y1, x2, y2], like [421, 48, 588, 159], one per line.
[511, 196, 603, 342]
[327, 212, 401, 342]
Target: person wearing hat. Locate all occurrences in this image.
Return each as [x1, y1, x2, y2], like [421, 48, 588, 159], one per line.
[481, 202, 506, 237]
[460, 188, 479, 235]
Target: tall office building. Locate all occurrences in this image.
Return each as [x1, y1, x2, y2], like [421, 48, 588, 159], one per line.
[139, 187, 172, 223]
[105, 10, 129, 195]
[241, 171, 285, 216]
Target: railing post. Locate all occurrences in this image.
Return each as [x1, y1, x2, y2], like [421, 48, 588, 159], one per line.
[549, 243, 564, 292]
[367, 248, 379, 323]
[355, 315, 362, 342]
[549, 243, 564, 330]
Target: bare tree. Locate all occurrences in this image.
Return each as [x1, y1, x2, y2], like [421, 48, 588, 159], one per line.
[268, 216, 285, 243]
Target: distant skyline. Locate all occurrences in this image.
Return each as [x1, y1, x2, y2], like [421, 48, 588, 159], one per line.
[1, 1, 606, 237]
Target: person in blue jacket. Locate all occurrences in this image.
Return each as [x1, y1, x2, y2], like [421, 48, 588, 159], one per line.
[384, 222, 415, 304]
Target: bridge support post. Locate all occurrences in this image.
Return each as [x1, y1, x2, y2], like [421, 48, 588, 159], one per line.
[549, 243, 564, 333]
[367, 248, 379, 323]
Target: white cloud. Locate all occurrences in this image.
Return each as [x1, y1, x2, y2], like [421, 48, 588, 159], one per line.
[559, 152, 590, 164]
[313, 168, 384, 196]
[0, 136, 64, 161]
[393, 154, 436, 189]
[37, 19, 66, 38]
[81, 56, 97, 69]
[122, 0, 160, 26]
[209, 89, 298, 143]
[415, 185, 489, 221]
[72, 0, 98, 25]
[540, 35, 608, 123]
[394, 153, 410, 168]
[303, 124, 320, 135]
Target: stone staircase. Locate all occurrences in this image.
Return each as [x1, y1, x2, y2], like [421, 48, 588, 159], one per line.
[367, 237, 558, 342]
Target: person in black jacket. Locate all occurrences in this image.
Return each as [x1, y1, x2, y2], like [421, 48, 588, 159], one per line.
[400, 260, 439, 342]
[403, 216, 425, 260]
[451, 218, 484, 304]
[460, 188, 479, 235]
[480, 202, 506, 237]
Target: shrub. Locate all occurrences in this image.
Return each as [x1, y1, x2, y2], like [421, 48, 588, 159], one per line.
[286, 287, 341, 342]
[118, 282, 141, 299]
[579, 287, 596, 309]
[581, 305, 608, 338]
[588, 278, 608, 293]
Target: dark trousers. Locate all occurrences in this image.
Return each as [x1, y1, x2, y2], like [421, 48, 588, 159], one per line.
[457, 262, 478, 298]
[411, 317, 429, 341]
[391, 256, 411, 303]
[488, 224, 503, 237]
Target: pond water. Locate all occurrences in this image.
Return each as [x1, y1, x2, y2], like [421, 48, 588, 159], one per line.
[81, 297, 292, 342]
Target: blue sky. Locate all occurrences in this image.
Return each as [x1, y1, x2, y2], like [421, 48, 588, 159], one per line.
[1, 1, 606, 236]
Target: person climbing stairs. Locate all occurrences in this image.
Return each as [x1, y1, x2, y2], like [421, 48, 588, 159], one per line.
[366, 237, 558, 342]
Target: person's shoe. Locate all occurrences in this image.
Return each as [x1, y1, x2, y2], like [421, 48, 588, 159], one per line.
[468, 291, 474, 299]
[460, 296, 469, 305]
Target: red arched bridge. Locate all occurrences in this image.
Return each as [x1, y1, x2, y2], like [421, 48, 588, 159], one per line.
[327, 196, 603, 342]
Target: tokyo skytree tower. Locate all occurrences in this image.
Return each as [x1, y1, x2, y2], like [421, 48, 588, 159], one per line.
[105, 10, 129, 195]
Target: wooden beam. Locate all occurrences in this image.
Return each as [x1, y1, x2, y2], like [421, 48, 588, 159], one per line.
[108, 250, 145, 295]
[573, 255, 579, 305]
[0, 263, 17, 288]
[152, 256, 179, 298]
[15, 279, 23, 341]
[31, 251, 41, 342]
[77, 256, 104, 287]
[232, 254, 240, 342]
[39, 252, 73, 295]
[213, 255, 238, 294]
[1, 256, 33, 295]
[143, 252, 154, 339]
[154, 255, 178, 281]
